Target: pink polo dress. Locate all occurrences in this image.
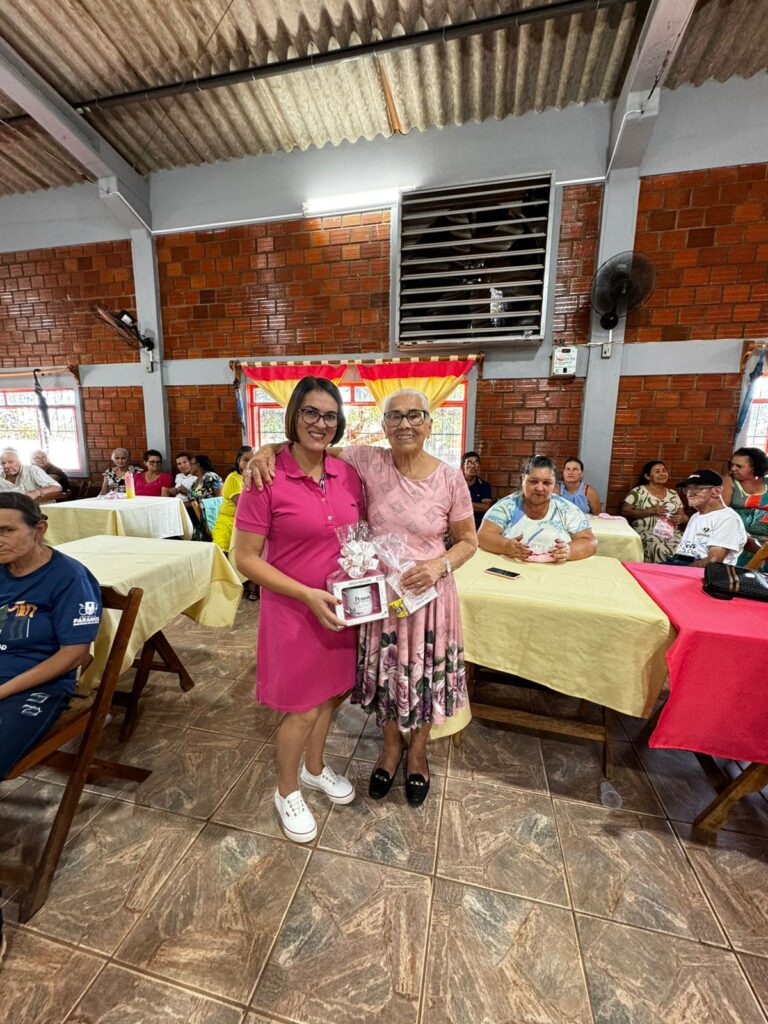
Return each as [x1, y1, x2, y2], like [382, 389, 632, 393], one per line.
[235, 446, 365, 713]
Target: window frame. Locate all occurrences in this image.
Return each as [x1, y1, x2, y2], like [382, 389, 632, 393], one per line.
[0, 384, 87, 474]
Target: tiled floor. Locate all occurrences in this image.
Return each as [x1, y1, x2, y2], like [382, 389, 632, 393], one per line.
[2, 599, 768, 1024]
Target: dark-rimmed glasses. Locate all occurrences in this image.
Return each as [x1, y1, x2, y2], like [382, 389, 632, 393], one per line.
[685, 485, 714, 495]
[299, 406, 339, 427]
[383, 409, 430, 426]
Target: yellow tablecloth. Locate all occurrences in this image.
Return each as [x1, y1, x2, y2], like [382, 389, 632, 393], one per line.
[589, 515, 644, 562]
[43, 496, 192, 545]
[57, 536, 243, 686]
[451, 549, 673, 718]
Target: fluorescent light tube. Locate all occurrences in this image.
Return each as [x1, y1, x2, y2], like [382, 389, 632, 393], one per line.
[302, 188, 403, 215]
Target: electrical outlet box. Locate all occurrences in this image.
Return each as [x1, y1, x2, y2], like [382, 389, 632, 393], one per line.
[551, 346, 577, 377]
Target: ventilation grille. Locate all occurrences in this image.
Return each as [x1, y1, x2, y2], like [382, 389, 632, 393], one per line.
[397, 173, 553, 348]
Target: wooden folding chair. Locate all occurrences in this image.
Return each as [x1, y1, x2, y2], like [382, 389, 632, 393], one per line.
[745, 541, 768, 570]
[0, 586, 152, 922]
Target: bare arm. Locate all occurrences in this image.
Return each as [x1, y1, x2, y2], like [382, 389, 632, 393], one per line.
[586, 486, 602, 515]
[477, 519, 531, 562]
[564, 528, 597, 562]
[0, 644, 91, 701]
[246, 442, 346, 490]
[27, 483, 62, 501]
[472, 497, 493, 516]
[621, 500, 659, 522]
[234, 529, 346, 630]
[691, 546, 730, 567]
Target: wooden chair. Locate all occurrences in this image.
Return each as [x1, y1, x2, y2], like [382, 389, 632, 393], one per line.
[0, 586, 152, 922]
[745, 541, 768, 570]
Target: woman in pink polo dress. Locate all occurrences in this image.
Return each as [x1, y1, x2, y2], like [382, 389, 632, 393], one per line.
[235, 377, 365, 844]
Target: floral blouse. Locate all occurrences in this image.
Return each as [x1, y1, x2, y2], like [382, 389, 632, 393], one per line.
[190, 471, 223, 499]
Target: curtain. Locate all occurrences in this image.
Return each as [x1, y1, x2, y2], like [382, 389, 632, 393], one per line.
[356, 356, 478, 411]
[239, 362, 348, 407]
[735, 346, 766, 448]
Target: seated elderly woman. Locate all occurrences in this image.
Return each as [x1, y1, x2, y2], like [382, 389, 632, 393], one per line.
[134, 449, 174, 497]
[0, 448, 62, 502]
[98, 447, 137, 496]
[478, 455, 597, 563]
[31, 450, 70, 495]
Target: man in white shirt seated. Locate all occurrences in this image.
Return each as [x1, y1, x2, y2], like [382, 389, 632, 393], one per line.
[162, 451, 197, 498]
[0, 448, 62, 501]
[670, 469, 747, 566]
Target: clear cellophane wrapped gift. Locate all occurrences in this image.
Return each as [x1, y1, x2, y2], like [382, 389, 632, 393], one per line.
[371, 532, 439, 618]
[326, 522, 388, 626]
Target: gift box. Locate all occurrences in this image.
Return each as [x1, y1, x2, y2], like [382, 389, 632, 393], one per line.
[327, 571, 388, 626]
[327, 523, 389, 626]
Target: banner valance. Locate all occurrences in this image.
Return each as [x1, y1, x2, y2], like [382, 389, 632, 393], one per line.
[356, 356, 478, 411]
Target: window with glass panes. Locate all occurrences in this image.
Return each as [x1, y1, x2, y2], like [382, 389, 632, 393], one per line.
[0, 388, 84, 472]
[745, 376, 768, 450]
[246, 381, 468, 468]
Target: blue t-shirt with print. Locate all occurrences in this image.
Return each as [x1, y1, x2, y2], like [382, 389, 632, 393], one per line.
[0, 549, 102, 695]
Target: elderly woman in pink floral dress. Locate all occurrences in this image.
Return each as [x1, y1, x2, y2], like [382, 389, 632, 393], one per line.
[251, 388, 477, 807]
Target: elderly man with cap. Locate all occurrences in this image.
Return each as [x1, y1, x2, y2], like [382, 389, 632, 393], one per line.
[670, 469, 747, 567]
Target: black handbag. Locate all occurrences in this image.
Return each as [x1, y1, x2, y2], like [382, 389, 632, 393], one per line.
[703, 562, 768, 601]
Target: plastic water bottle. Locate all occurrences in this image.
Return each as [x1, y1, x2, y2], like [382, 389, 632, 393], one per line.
[124, 470, 135, 499]
[599, 780, 623, 809]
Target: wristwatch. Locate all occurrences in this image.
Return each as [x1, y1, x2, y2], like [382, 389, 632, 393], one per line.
[442, 556, 452, 577]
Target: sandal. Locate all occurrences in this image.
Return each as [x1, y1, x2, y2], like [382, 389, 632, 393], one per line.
[404, 752, 430, 807]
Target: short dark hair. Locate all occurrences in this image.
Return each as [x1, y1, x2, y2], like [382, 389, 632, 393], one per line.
[0, 492, 48, 527]
[175, 451, 192, 461]
[732, 447, 768, 477]
[461, 451, 481, 465]
[563, 457, 584, 471]
[194, 454, 214, 473]
[144, 449, 163, 461]
[285, 377, 346, 446]
[638, 460, 665, 485]
[521, 455, 557, 478]
[234, 445, 253, 473]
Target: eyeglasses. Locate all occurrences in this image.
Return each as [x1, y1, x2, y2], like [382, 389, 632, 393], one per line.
[146, 459, 162, 464]
[383, 409, 430, 426]
[685, 485, 714, 495]
[299, 406, 339, 427]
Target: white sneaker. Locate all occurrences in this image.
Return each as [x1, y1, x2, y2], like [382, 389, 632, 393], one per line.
[300, 763, 355, 805]
[274, 789, 317, 843]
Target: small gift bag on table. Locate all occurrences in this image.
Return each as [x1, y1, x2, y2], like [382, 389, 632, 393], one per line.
[326, 523, 388, 626]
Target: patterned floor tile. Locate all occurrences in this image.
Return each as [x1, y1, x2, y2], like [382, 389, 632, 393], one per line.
[322, 700, 368, 758]
[554, 800, 724, 944]
[318, 759, 443, 874]
[116, 824, 308, 1003]
[65, 964, 244, 1024]
[189, 676, 281, 741]
[578, 915, 765, 1024]
[739, 954, 768, 1014]
[448, 719, 547, 794]
[437, 777, 568, 906]
[422, 878, 590, 1024]
[352, 715, 450, 775]
[541, 736, 664, 815]
[16, 801, 202, 953]
[0, 926, 104, 1024]
[677, 825, 768, 956]
[251, 851, 430, 1024]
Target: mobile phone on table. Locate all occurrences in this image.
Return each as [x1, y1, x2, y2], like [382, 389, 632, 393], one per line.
[485, 566, 521, 580]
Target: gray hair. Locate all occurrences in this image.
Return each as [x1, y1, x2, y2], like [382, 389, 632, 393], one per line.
[383, 389, 430, 413]
[521, 455, 558, 479]
[111, 447, 129, 459]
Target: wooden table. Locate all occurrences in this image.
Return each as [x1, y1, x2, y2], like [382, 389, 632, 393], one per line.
[589, 515, 644, 562]
[58, 536, 243, 738]
[438, 550, 674, 771]
[44, 496, 192, 545]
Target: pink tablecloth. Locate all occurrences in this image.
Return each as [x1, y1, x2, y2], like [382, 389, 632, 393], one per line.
[625, 563, 768, 763]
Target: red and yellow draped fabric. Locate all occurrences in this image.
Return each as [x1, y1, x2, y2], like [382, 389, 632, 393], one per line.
[240, 362, 348, 407]
[356, 356, 478, 411]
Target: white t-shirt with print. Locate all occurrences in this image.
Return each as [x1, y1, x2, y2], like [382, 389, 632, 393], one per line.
[174, 471, 197, 490]
[675, 506, 747, 565]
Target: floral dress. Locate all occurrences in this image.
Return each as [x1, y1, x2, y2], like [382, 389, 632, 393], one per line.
[190, 471, 223, 499]
[343, 446, 473, 732]
[623, 484, 684, 562]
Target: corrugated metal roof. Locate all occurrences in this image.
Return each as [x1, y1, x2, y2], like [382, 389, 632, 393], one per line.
[0, 0, 764, 198]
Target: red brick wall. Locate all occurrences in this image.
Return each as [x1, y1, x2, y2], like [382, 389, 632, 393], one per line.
[0, 241, 137, 366]
[627, 163, 768, 341]
[607, 372, 741, 511]
[552, 183, 603, 344]
[473, 377, 584, 496]
[80, 387, 147, 478]
[157, 213, 390, 360]
[166, 385, 242, 474]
